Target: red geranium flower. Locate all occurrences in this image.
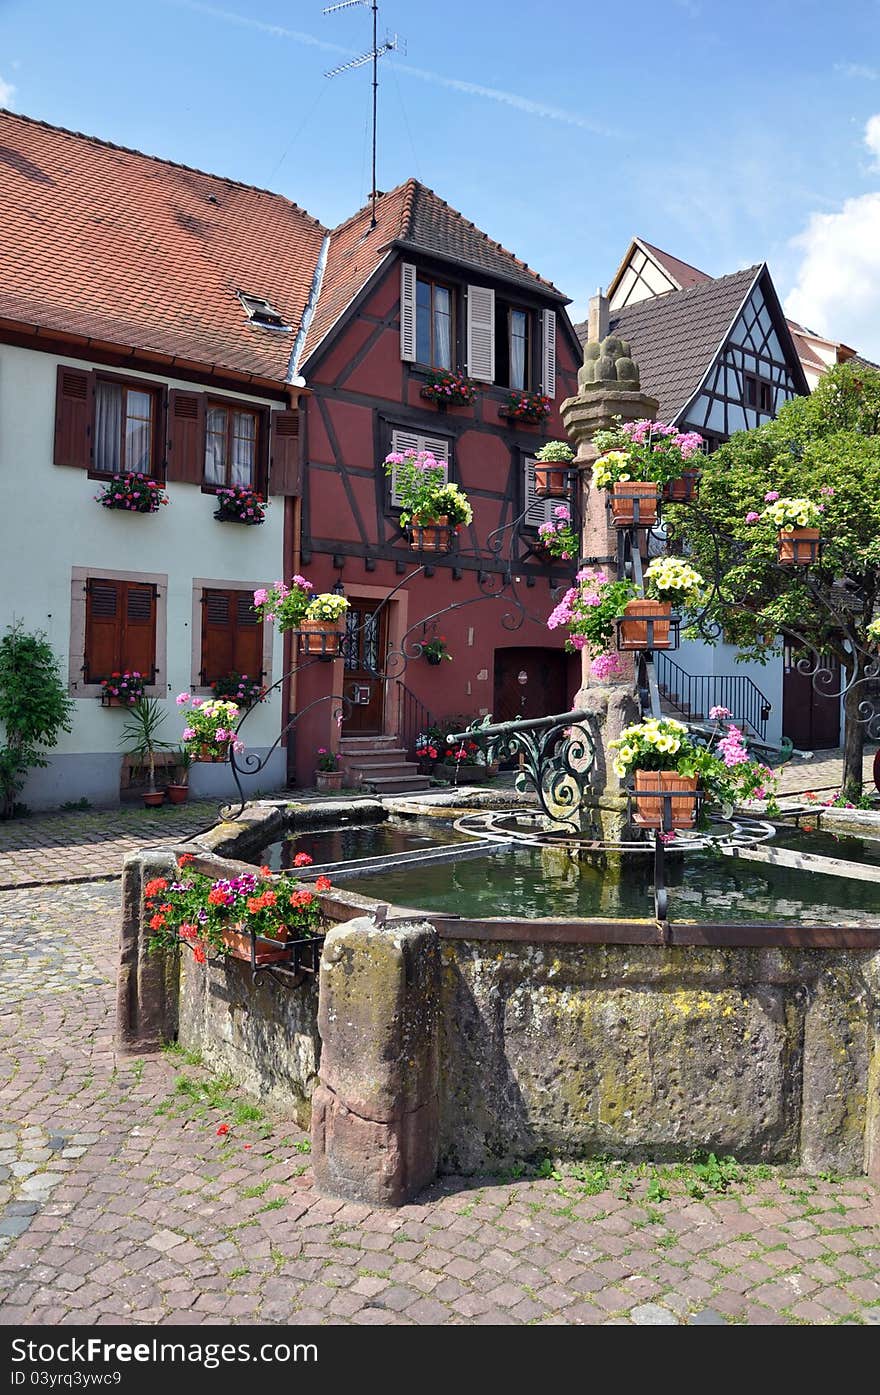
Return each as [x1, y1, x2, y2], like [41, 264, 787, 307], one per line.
[293, 852, 313, 867]
[216, 1123, 229, 1136]
[315, 876, 332, 893]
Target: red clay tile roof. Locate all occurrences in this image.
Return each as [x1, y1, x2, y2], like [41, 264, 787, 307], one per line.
[638, 239, 712, 292]
[0, 109, 328, 382]
[299, 178, 567, 367]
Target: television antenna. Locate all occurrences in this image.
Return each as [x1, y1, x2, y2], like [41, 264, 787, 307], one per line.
[323, 1, 400, 229]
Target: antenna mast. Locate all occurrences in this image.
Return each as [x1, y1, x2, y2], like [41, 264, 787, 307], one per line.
[323, 0, 399, 229]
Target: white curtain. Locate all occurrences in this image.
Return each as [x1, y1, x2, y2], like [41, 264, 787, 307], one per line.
[434, 287, 452, 369]
[231, 411, 255, 487]
[510, 310, 527, 390]
[125, 389, 152, 472]
[94, 381, 122, 473]
[205, 406, 227, 486]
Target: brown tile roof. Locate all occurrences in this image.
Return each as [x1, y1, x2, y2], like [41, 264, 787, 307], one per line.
[638, 239, 712, 291]
[299, 179, 567, 367]
[0, 109, 328, 382]
[576, 266, 763, 420]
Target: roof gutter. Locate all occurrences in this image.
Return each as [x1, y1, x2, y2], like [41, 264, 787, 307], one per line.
[288, 232, 330, 385]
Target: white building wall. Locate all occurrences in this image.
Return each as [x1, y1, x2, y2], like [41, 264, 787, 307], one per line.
[668, 636, 784, 746]
[0, 343, 289, 809]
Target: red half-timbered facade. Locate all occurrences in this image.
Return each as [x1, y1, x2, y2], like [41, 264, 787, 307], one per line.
[290, 182, 583, 784]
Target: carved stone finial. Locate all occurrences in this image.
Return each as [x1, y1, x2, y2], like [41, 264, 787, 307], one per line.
[578, 334, 640, 392]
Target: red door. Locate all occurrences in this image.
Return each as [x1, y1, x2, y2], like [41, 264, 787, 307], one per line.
[493, 647, 569, 724]
[341, 600, 388, 736]
[782, 648, 841, 750]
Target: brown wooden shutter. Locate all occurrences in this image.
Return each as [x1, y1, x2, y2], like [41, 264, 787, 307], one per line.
[232, 592, 263, 679]
[201, 589, 235, 684]
[121, 584, 158, 681]
[54, 366, 94, 468]
[166, 390, 205, 484]
[268, 409, 300, 495]
[84, 579, 122, 682]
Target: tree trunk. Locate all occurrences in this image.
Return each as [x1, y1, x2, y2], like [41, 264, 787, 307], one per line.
[842, 666, 866, 799]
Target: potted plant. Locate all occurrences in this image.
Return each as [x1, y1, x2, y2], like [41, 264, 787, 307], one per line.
[420, 369, 477, 408]
[94, 473, 168, 514]
[609, 717, 777, 831]
[618, 556, 704, 651]
[382, 449, 473, 552]
[177, 694, 242, 761]
[533, 441, 575, 498]
[213, 486, 266, 525]
[547, 568, 636, 673]
[415, 728, 442, 774]
[500, 390, 551, 425]
[421, 635, 452, 665]
[119, 697, 171, 806]
[252, 576, 314, 632]
[146, 857, 331, 967]
[592, 418, 705, 523]
[101, 671, 147, 707]
[536, 505, 579, 562]
[211, 672, 265, 706]
[759, 494, 822, 565]
[299, 592, 350, 658]
[315, 747, 344, 791]
[166, 747, 191, 804]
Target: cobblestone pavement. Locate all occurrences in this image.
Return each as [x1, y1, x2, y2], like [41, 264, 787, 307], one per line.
[775, 748, 877, 799]
[0, 803, 221, 889]
[0, 881, 879, 1326]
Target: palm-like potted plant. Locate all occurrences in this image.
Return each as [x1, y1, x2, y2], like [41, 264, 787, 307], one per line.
[533, 441, 575, 499]
[120, 698, 172, 806]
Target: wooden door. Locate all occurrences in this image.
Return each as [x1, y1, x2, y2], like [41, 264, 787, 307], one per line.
[782, 649, 841, 750]
[342, 600, 388, 735]
[493, 647, 568, 724]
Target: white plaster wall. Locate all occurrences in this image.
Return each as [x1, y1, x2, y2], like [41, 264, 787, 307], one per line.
[664, 637, 784, 747]
[0, 343, 289, 807]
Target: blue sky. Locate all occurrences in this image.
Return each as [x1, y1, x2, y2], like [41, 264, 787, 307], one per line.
[2, 0, 880, 350]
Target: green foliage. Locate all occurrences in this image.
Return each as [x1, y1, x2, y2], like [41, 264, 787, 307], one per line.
[0, 623, 74, 819]
[119, 698, 171, 789]
[60, 797, 92, 812]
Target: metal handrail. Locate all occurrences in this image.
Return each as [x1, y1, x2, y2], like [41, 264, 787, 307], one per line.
[395, 680, 443, 760]
[655, 653, 772, 740]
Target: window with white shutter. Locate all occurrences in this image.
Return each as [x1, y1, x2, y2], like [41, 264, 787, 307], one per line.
[541, 308, 557, 397]
[523, 456, 556, 529]
[467, 285, 495, 382]
[389, 428, 450, 508]
[400, 262, 417, 361]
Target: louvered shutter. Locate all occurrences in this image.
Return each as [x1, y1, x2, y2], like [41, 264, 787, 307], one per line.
[233, 592, 263, 678]
[268, 410, 300, 495]
[54, 366, 94, 468]
[523, 456, 555, 528]
[201, 589, 235, 685]
[166, 391, 205, 484]
[466, 285, 495, 382]
[121, 584, 157, 681]
[84, 579, 122, 682]
[541, 308, 557, 398]
[389, 429, 449, 507]
[400, 262, 417, 361]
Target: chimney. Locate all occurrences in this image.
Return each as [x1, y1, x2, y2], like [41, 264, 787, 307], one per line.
[587, 287, 609, 344]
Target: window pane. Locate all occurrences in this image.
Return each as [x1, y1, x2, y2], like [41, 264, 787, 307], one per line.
[416, 279, 431, 364]
[434, 286, 452, 369]
[124, 389, 153, 473]
[510, 310, 527, 390]
[205, 406, 227, 485]
[231, 411, 256, 487]
[94, 381, 122, 474]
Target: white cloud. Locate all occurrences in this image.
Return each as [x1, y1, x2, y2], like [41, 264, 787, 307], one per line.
[835, 61, 879, 81]
[0, 75, 15, 107]
[866, 113, 880, 169]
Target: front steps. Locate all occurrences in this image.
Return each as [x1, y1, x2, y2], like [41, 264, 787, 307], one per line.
[339, 735, 431, 795]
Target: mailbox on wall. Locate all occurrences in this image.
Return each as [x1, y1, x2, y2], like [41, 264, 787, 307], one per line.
[353, 685, 371, 705]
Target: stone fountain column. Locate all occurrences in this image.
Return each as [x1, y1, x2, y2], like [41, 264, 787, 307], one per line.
[560, 309, 659, 841]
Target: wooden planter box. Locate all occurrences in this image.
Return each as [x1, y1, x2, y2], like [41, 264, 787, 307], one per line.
[617, 599, 672, 651]
[777, 528, 820, 565]
[633, 771, 700, 830]
[298, 620, 344, 658]
[408, 516, 451, 553]
[534, 465, 571, 499]
[435, 761, 495, 784]
[221, 927, 291, 966]
[610, 482, 660, 527]
[662, 469, 701, 503]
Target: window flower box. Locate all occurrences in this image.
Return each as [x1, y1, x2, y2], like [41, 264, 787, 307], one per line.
[500, 391, 551, 425]
[101, 671, 146, 706]
[94, 472, 168, 514]
[419, 370, 477, 408]
[213, 486, 266, 525]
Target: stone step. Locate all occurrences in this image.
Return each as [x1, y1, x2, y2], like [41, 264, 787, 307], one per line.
[348, 761, 420, 779]
[340, 736, 402, 752]
[361, 775, 432, 793]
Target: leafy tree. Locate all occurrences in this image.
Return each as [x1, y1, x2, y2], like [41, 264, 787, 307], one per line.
[670, 362, 880, 798]
[0, 624, 74, 818]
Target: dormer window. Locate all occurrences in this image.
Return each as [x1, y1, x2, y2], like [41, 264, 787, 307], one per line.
[495, 302, 532, 390]
[415, 276, 454, 369]
[238, 291, 288, 330]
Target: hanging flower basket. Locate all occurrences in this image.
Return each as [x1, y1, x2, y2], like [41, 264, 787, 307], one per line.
[221, 925, 291, 966]
[617, 599, 674, 651]
[408, 515, 452, 552]
[758, 497, 822, 566]
[610, 481, 660, 527]
[777, 528, 820, 566]
[535, 466, 571, 499]
[419, 370, 477, 408]
[194, 740, 230, 763]
[662, 469, 701, 503]
[298, 619, 344, 658]
[633, 770, 700, 830]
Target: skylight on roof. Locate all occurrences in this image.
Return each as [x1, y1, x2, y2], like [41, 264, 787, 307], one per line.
[238, 291, 290, 330]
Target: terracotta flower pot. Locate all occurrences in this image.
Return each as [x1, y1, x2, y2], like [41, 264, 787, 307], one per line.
[142, 790, 165, 808]
[315, 769, 344, 791]
[610, 482, 660, 526]
[534, 465, 570, 499]
[662, 469, 701, 503]
[633, 770, 699, 830]
[408, 515, 451, 553]
[298, 619, 344, 658]
[194, 742, 230, 763]
[221, 926, 290, 966]
[617, 599, 672, 650]
[165, 784, 189, 804]
[777, 528, 820, 566]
